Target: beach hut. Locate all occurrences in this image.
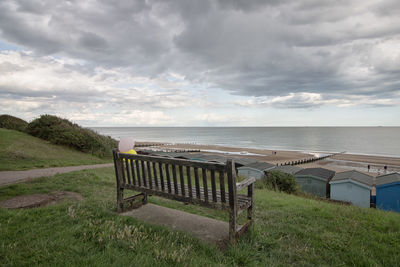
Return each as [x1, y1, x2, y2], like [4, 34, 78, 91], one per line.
[238, 162, 275, 180]
[295, 168, 335, 198]
[184, 153, 207, 161]
[148, 151, 174, 158]
[167, 152, 194, 160]
[376, 173, 400, 213]
[329, 170, 373, 208]
[232, 157, 259, 167]
[197, 154, 228, 164]
[268, 165, 303, 175]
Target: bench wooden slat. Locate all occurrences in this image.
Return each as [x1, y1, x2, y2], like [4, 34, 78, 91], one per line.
[130, 160, 136, 186]
[211, 170, 217, 202]
[172, 165, 178, 195]
[125, 160, 132, 184]
[121, 160, 127, 184]
[166, 164, 172, 193]
[219, 171, 226, 203]
[158, 162, 165, 192]
[142, 160, 148, 187]
[135, 160, 141, 187]
[147, 161, 153, 189]
[202, 168, 209, 203]
[194, 167, 200, 199]
[152, 162, 158, 188]
[186, 166, 193, 198]
[179, 165, 185, 196]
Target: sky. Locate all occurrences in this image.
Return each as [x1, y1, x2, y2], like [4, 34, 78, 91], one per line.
[0, 0, 399, 126]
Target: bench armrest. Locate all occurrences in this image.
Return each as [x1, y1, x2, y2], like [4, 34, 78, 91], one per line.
[236, 176, 256, 191]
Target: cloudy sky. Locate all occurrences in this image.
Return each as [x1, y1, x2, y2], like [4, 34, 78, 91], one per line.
[0, 0, 399, 126]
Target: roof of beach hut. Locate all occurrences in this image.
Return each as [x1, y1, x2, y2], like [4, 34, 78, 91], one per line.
[330, 170, 373, 187]
[232, 157, 259, 166]
[239, 161, 275, 171]
[272, 165, 303, 175]
[167, 152, 192, 159]
[295, 167, 335, 181]
[149, 151, 174, 158]
[376, 172, 400, 186]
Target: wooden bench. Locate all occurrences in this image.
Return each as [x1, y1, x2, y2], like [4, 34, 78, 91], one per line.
[113, 150, 256, 243]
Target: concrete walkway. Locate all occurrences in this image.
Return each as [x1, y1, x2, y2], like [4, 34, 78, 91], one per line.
[122, 203, 229, 245]
[0, 163, 113, 186]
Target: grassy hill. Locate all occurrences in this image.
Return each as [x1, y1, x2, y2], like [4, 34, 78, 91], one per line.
[0, 128, 111, 171]
[0, 114, 28, 132]
[26, 114, 117, 158]
[0, 167, 399, 266]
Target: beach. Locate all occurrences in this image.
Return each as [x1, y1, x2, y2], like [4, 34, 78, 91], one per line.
[136, 142, 400, 176]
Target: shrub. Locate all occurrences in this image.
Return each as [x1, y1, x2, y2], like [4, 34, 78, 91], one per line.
[26, 114, 117, 158]
[257, 170, 298, 194]
[0, 114, 28, 132]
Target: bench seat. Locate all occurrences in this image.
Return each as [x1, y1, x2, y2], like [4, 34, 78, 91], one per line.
[123, 179, 253, 211]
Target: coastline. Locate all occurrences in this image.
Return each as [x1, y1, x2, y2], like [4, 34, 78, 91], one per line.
[136, 142, 400, 176]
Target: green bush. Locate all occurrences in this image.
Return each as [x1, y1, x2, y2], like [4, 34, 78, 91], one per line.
[0, 114, 28, 132]
[25, 114, 117, 158]
[256, 170, 298, 194]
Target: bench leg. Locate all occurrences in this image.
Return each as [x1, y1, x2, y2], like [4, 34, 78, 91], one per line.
[142, 192, 148, 205]
[229, 208, 237, 244]
[117, 187, 124, 213]
[247, 183, 254, 226]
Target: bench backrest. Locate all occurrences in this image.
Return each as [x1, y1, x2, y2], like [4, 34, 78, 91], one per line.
[113, 150, 237, 209]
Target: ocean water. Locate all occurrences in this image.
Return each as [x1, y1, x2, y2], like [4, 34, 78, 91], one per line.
[91, 127, 400, 157]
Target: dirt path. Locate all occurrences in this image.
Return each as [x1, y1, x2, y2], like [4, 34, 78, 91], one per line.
[0, 163, 113, 187]
[122, 203, 228, 246]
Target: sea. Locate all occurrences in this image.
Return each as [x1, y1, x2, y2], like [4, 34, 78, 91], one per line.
[91, 127, 400, 158]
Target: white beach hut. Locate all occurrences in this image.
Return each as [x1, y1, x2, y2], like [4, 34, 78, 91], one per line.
[329, 170, 373, 208]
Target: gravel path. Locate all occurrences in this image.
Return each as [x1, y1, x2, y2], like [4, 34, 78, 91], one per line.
[0, 163, 113, 187]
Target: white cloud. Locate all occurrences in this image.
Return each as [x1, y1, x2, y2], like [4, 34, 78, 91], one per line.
[236, 92, 400, 109]
[0, 50, 210, 125]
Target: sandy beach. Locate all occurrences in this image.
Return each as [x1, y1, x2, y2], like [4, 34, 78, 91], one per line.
[137, 142, 400, 177]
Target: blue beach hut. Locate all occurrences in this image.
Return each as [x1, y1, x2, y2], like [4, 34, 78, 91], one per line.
[376, 173, 400, 213]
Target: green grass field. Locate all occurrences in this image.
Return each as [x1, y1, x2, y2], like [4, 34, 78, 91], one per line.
[1, 167, 399, 266]
[0, 128, 111, 171]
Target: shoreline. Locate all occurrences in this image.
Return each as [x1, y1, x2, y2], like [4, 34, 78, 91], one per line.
[137, 142, 400, 176]
[135, 141, 400, 159]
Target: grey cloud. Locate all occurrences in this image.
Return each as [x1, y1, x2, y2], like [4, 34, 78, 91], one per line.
[1, 0, 399, 109]
[78, 32, 109, 51]
[0, 85, 101, 103]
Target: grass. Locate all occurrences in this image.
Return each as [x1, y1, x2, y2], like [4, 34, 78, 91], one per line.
[0, 128, 111, 171]
[1, 167, 399, 266]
